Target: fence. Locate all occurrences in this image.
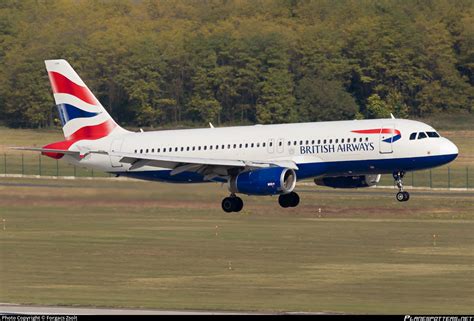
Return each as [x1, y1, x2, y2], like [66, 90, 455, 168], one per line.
[0, 153, 111, 178]
[0, 152, 472, 189]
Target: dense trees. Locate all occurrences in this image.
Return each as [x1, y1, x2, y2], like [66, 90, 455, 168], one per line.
[0, 0, 472, 128]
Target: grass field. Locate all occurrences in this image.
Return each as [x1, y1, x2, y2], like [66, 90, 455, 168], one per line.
[1, 177, 473, 314]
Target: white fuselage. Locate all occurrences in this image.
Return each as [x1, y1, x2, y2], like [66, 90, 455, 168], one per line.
[63, 118, 458, 183]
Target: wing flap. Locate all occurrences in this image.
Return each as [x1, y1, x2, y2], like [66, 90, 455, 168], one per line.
[111, 152, 298, 172]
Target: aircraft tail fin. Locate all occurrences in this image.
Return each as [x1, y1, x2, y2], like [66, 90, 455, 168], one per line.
[45, 59, 128, 140]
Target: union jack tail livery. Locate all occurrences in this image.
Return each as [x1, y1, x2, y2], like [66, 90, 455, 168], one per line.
[42, 60, 129, 158]
[45, 59, 127, 139]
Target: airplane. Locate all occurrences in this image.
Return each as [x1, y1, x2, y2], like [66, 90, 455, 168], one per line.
[14, 59, 459, 212]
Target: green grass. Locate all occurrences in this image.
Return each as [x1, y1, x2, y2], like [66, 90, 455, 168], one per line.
[1, 178, 473, 313]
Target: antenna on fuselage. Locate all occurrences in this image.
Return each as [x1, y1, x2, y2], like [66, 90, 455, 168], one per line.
[209, 122, 215, 128]
[390, 113, 396, 119]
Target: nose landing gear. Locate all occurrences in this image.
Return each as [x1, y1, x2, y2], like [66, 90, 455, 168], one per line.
[393, 171, 410, 202]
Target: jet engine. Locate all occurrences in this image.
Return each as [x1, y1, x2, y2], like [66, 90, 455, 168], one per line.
[229, 167, 296, 195]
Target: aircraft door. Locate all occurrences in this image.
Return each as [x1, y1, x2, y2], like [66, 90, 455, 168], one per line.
[109, 139, 124, 167]
[277, 138, 284, 153]
[379, 124, 394, 154]
[267, 138, 275, 153]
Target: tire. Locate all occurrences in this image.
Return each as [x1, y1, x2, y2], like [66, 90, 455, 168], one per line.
[396, 192, 405, 202]
[289, 192, 300, 207]
[403, 191, 410, 201]
[222, 197, 235, 213]
[278, 194, 290, 208]
[234, 197, 244, 212]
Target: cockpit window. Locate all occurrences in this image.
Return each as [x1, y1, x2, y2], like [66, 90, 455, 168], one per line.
[409, 133, 417, 140]
[426, 131, 440, 138]
[418, 132, 427, 139]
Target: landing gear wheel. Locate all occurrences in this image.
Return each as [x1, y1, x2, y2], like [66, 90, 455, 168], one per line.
[221, 196, 244, 213]
[234, 197, 243, 212]
[278, 194, 290, 208]
[222, 197, 235, 213]
[393, 171, 410, 202]
[396, 192, 405, 202]
[289, 192, 300, 207]
[278, 192, 300, 208]
[403, 191, 410, 201]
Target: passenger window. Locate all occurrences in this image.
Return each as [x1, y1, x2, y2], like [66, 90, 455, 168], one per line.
[359, 138, 362, 142]
[204, 146, 207, 150]
[288, 141, 291, 146]
[341, 139, 344, 143]
[251, 143, 254, 148]
[418, 132, 427, 139]
[134, 150, 137, 153]
[239, 144, 242, 148]
[410, 133, 416, 140]
[181, 147, 184, 151]
[263, 142, 266, 147]
[329, 139, 332, 144]
[335, 139, 338, 143]
[146, 149, 149, 153]
[257, 143, 260, 147]
[311, 140, 315, 144]
[300, 140, 303, 145]
[192, 147, 195, 151]
[294, 141, 297, 146]
[365, 137, 369, 142]
[318, 140, 321, 144]
[323, 139, 326, 144]
[209, 145, 213, 150]
[175, 147, 178, 152]
[245, 143, 248, 148]
[353, 138, 357, 142]
[279, 141, 282, 146]
[198, 146, 201, 150]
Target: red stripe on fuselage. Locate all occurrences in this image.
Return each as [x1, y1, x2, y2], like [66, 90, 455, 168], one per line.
[48, 71, 97, 105]
[42, 120, 116, 159]
[352, 128, 401, 135]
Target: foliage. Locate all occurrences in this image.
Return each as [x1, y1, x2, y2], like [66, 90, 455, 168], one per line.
[0, 0, 472, 128]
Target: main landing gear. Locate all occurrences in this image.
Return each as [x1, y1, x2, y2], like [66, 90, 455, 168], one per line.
[278, 192, 300, 208]
[393, 171, 410, 202]
[221, 191, 301, 212]
[221, 194, 243, 213]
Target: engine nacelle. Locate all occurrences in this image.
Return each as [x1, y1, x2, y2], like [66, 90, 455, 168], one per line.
[314, 174, 381, 189]
[229, 167, 297, 195]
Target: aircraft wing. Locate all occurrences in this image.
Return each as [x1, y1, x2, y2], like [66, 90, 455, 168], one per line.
[111, 152, 298, 180]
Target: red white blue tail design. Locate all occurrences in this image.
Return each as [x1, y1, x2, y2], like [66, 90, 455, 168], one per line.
[45, 59, 126, 140]
[43, 60, 128, 158]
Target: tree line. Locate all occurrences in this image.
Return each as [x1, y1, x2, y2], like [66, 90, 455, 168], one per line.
[0, 0, 472, 129]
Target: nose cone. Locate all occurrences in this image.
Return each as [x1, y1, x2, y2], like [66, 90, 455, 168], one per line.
[440, 139, 459, 156]
[439, 138, 459, 164]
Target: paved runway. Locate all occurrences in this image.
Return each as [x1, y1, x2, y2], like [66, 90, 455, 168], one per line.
[0, 304, 265, 315]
